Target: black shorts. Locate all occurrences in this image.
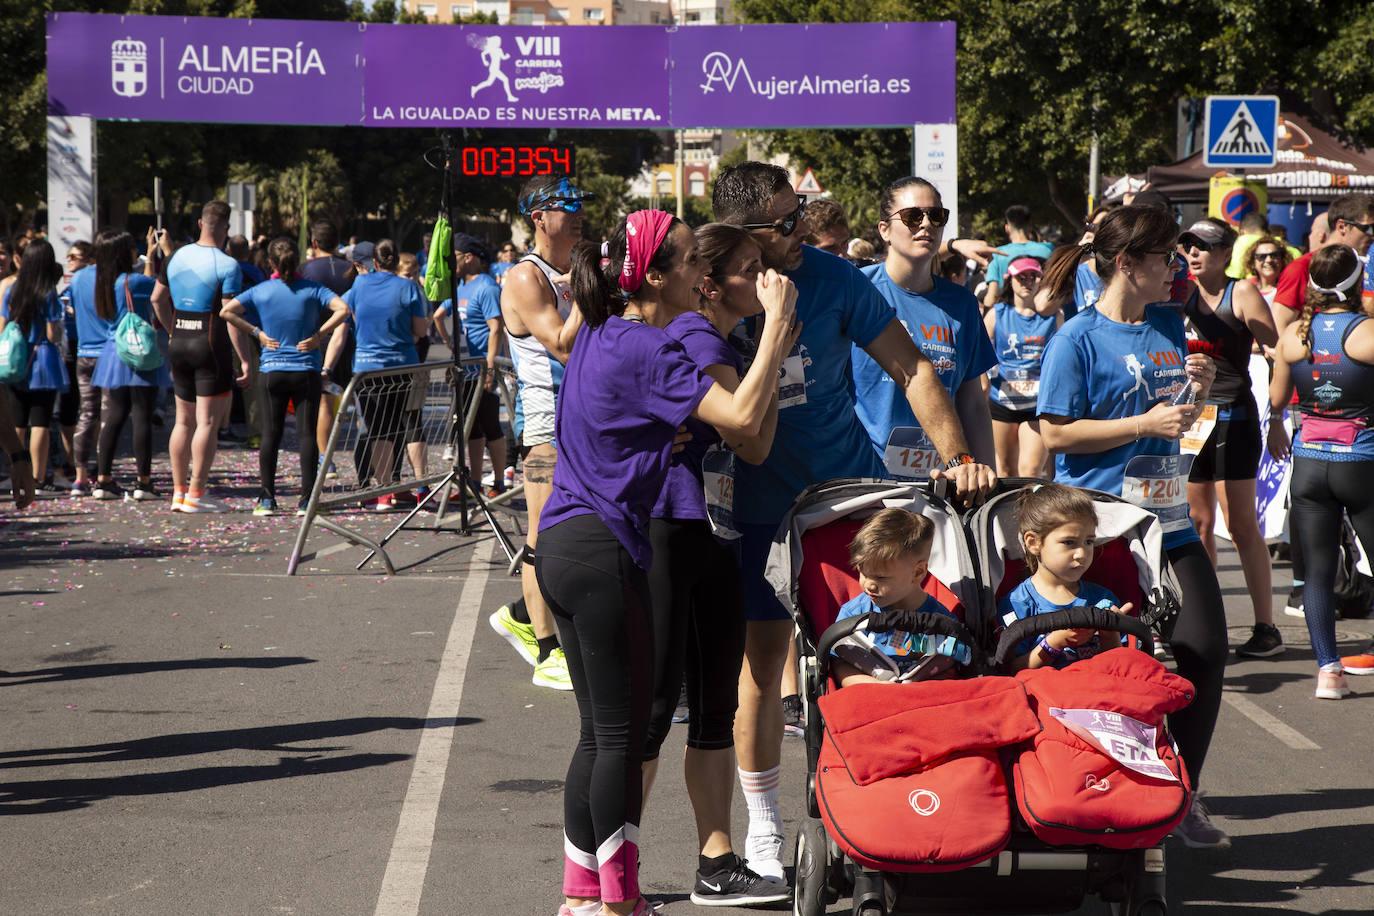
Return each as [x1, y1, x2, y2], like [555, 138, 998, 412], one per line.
[467, 389, 503, 441]
[989, 398, 1036, 424]
[169, 309, 233, 400]
[1187, 403, 1262, 482]
[7, 386, 57, 429]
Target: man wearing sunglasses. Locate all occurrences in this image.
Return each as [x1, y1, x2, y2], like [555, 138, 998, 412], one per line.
[712, 161, 994, 882]
[1273, 193, 1374, 328]
[491, 175, 594, 693]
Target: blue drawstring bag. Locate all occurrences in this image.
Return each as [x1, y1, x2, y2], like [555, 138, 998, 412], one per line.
[28, 339, 69, 390]
[115, 277, 163, 371]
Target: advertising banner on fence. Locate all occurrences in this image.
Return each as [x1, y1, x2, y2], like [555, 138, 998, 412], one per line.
[47, 13, 954, 130]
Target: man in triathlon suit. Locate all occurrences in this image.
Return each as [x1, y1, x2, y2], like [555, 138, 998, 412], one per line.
[489, 176, 592, 691]
[151, 200, 246, 513]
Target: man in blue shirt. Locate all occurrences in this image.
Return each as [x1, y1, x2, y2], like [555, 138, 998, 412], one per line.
[151, 200, 245, 513]
[712, 161, 995, 882]
[981, 205, 1055, 309]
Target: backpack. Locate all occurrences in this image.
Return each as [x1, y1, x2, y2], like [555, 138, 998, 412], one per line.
[0, 319, 29, 384]
[115, 277, 163, 371]
[423, 218, 453, 304]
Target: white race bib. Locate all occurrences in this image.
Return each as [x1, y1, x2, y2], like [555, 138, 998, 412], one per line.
[1179, 403, 1218, 456]
[701, 445, 740, 541]
[996, 366, 1041, 411]
[883, 426, 940, 481]
[1122, 453, 1194, 533]
[778, 351, 807, 409]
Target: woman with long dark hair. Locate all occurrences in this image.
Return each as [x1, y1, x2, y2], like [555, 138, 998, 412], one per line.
[639, 222, 793, 906]
[89, 231, 171, 501]
[536, 210, 795, 916]
[1269, 244, 1374, 693]
[222, 237, 348, 516]
[0, 239, 67, 479]
[1037, 204, 1231, 849]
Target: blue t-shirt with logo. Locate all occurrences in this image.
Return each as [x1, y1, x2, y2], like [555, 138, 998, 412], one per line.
[164, 243, 242, 313]
[998, 579, 1122, 664]
[343, 271, 429, 371]
[989, 303, 1058, 411]
[68, 265, 112, 358]
[1037, 305, 1200, 549]
[734, 246, 895, 526]
[851, 267, 997, 459]
[234, 278, 337, 373]
[457, 273, 503, 359]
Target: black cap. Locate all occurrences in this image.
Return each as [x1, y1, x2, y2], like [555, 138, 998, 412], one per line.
[452, 233, 492, 264]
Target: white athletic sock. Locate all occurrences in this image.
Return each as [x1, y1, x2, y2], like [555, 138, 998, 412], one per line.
[738, 764, 782, 835]
[567, 902, 599, 916]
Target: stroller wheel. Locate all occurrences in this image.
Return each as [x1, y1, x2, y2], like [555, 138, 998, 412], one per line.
[793, 817, 829, 916]
[1111, 847, 1168, 916]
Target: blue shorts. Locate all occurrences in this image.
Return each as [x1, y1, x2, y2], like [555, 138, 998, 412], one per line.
[736, 522, 793, 622]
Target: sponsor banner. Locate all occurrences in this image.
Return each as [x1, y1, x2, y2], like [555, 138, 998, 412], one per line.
[47, 13, 362, 125]
[670, 22, 955, 128]
[47, 14, 954, 130]
[46, 115, 96, 277]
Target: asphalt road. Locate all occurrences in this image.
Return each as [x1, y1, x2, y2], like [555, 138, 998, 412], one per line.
[3, 452, 1373, 915]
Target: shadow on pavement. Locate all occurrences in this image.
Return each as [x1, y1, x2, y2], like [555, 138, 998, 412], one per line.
[0, 656, 316, 686]
[1220, 670, 1312, 695]
[0, 715, 481, 814]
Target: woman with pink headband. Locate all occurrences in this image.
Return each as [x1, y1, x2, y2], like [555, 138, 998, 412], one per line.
[535, 209, 797, 916]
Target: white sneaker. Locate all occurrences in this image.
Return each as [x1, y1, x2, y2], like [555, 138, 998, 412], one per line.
[181, 493, 230, 514]
[743, 830, 786, 882]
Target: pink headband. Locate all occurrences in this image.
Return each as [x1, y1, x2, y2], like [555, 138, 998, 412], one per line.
[619, 209, 675, 294]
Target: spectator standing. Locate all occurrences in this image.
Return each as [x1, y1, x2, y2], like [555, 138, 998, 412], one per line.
[300, 219, 356, 475]
[1225, 211, 1270, 280]
[68, 231, 115, 497]
[1246, 236, 1292, 305]
[0, 240, 66, 489]
[985, 256, 1061, 478]
[802, 198, 850, 257]
[54, 241, 92, 489]
[490, 242, 518, 285]
[981, 205, 1055, 308]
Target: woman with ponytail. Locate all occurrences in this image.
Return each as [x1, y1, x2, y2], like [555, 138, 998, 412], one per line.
[1269, 244, 1374, 693]
[222, 237, 349, 516]
[1036, 204, 1231, 849]
[0, 239, 65, 481]
[535, 210, 796, 916]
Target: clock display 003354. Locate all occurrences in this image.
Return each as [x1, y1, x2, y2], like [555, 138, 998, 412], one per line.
[459, 146, 574, 177]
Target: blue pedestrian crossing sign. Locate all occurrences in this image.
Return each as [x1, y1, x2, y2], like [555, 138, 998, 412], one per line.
[1204, 96, 1280, 168]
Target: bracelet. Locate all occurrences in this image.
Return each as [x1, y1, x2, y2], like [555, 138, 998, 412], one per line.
[8, 449, 31, 464]
[944, 453, 975, 470]
[1036, 635, 1066, 659]
[1135, 417, 1141, 441]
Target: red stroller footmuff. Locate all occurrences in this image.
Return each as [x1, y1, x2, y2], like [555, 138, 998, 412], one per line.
[1012, 648, 1194, 849]
[816, 679, 1041, 872]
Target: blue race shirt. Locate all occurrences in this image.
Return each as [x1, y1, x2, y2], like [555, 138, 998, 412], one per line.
[344, 271, 429, 371]
[164, 243, 242, 313]
[235, 278, 337, 373]
[734, 246, 895, 526]
[997, 579, 1122, 664]
[237, 260, 266, 287]
[1073, 262, 1103, 316]
[986, 241, 1054, 286]
[851, 267, 996, 460]
[68, 265, 111, 358]
[490, 261, 516, 285]
[1, 288, 63, 345]
[1037, 305, 1200, 549]
[989, 302, 1058, 411]
[457, 273, 503, 358]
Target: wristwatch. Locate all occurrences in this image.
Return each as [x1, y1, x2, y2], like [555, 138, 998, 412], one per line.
[944, 453, 975, 470]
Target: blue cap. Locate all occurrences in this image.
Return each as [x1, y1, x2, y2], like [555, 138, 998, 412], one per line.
[518, 178, 594, 216]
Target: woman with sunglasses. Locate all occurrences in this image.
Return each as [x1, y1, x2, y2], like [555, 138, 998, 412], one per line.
[851, 176, 996, 475]
[984, 256, 1061, 477]
[538, 210, 796, 916]
[1038, 204, 1231, 849]
[1177, 219, 1283, 659]
[1246, 235, 1292, 305]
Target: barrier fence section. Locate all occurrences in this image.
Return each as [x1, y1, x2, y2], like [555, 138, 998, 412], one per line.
[286, 356, 521, 575]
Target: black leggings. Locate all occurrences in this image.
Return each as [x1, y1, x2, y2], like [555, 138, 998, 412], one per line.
[535, 514, 652, 904]
[98, 386, 157, 480]
[259, 371, 322, 501]
[1161, 540, 1229, 785]
[644, 517, 746, 760]
[1288, 457, 1374, 667]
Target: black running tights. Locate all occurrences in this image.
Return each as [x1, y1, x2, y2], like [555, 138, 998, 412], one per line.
[259, 370, 321, 501]
[97, 386, 157, 480]
[1162, 540, 1229, 786]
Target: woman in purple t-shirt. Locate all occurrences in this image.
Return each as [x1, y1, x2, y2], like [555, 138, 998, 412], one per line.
[535, 210, 796, 916]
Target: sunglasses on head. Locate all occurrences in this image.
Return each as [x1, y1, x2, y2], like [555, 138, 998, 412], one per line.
[883, 206, 951, 229]
[539, 198, 584, 214]
[740, 196, 807, 237]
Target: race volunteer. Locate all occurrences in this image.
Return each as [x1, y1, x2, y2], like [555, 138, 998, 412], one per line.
[713, 161, 993, 880]
[150, 200, 246, 514]
[1036, 204, 1229, 850]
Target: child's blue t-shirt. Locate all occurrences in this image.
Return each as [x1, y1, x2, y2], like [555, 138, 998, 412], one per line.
[834, 592, 970, 672]
[998, 579, 1121, 667]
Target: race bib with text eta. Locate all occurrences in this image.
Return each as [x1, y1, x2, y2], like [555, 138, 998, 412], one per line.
[1049, 707, 1180, 782]
[1122, 453, 1194, 533]
[883, 426, 940, 481]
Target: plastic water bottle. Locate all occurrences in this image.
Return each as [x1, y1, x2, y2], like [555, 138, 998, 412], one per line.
[1171, 381, 1196, 407]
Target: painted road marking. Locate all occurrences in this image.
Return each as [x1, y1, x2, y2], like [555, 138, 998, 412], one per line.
[1222, 692, 1320, 750]
[374, 540, 494, 915]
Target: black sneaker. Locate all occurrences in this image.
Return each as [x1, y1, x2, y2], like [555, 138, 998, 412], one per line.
[690, 855, 790, 907]
[1283, 585, 1305, 619]
[1236, 623, 1284, 658]
[782, 693, 804, 738]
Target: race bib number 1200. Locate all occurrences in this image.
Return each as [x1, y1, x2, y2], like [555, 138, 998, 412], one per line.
[1122, 453, 1194, 533]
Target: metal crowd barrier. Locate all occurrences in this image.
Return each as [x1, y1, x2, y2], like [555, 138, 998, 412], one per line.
[286, 355, 521, 575]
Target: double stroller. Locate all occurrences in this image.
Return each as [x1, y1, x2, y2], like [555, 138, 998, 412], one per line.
[768, 478, 1193, 916]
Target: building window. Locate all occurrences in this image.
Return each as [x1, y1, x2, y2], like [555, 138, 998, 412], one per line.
[656, 175, 673, 196]
[585, 7, 603, 20]
[689, 176, 706, 197]
[511, 7, 533, 22]
[450, 3, 472, 16]
[685, 11, 700, 22]
[549, 6, 569, 19]
[650, 11, 661, 22]
[418, 2, 438, 17]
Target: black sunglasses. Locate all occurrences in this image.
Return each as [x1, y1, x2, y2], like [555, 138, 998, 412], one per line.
[740, 196, 807, 237]
[1254, 250, 1284, 262]
[883, 206, 951, 229]
[1342, 219, 1374, 237]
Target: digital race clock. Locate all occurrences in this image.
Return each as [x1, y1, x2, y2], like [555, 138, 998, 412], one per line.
[458, 145, 575, 177]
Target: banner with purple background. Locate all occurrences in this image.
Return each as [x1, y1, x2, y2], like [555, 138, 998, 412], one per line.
[48, 13, 953, 130]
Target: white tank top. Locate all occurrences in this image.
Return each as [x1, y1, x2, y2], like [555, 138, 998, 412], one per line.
[505, 253, 571, 445]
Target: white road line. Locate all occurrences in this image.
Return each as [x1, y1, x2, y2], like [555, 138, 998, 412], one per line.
[374, 540, 494, 916]
[1222, 693, 1320, 750]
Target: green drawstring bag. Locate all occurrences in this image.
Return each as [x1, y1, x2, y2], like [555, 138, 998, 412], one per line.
[424, 217, 453, 303]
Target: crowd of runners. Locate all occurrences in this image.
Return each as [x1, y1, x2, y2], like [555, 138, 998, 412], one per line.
[7, 168, 1374, 914]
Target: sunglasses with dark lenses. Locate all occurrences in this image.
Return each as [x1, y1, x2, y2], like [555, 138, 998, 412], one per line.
[1254, 250, 1284, 262]
[884, 206, 951, 229]
[740, 197, 808, 237]
[1145, 249, 1183, 270]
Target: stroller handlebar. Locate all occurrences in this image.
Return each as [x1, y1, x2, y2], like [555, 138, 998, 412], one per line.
[817, 609, 988, 678]
[991, 606, 1156, 669]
